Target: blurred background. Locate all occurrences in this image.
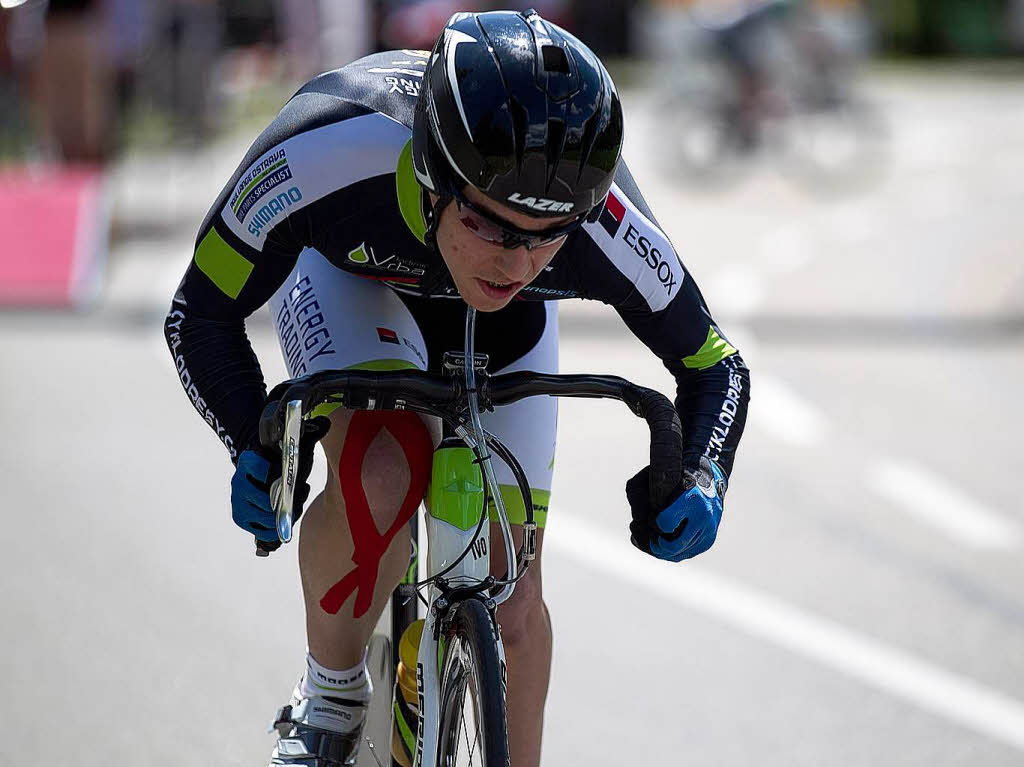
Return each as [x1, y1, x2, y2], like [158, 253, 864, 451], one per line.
[2, 1, 1023, 765]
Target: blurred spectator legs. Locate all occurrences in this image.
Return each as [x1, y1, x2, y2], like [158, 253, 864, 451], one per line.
[145, 0, 222, 143]
[320, 0, 370, 69]
[1011, 0, 1024, 53]
[4, 0, 113, 163]
[275, 0, 323, 81]
[32, 2, 113, 163]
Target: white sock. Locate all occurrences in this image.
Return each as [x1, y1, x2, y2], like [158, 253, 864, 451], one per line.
[298, 649, 373, 705]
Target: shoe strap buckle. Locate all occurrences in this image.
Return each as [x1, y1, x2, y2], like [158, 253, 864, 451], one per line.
[269, 703, 294, 735]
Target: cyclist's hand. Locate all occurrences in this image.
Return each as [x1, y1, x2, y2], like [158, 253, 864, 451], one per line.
[626, 456, 727, 562]
[230, 416, 330, 547]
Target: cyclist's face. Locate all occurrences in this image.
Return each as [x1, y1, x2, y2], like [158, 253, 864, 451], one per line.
[433, 186, 574, 312]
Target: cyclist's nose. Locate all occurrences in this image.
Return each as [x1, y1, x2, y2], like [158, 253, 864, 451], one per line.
[493, 246, 532, 283]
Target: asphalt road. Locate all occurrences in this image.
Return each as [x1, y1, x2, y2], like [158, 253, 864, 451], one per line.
[2, 67, 1022, 766]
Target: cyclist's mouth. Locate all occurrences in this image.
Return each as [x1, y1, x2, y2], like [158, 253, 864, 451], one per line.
[476, 278, 522, 300]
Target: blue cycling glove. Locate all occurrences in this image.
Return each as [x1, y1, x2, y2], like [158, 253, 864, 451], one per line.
[231, 449, 281, 543]
[230, 416, 330, 548]
[626, 456, 727, 562]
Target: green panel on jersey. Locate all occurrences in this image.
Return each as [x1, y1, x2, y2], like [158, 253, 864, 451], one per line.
[307, 359, 420, 418]
[194, 228, 254, 299]
[487, 485, 550, 529]
[396, 139, 427, 244]
[682, 327, 737, 370]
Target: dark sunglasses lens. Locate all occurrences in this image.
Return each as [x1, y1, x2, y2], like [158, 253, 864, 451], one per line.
[458, 209, 506, 244]
[458, 197, 575, 249]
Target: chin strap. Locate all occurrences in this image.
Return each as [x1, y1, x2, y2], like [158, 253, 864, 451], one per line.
[419, 189, 459, 295]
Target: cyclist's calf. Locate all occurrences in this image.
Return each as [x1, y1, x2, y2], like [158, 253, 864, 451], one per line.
[489, 525, 548, 648]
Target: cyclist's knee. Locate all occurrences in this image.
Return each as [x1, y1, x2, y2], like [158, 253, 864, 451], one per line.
[320, 408, 438, 520]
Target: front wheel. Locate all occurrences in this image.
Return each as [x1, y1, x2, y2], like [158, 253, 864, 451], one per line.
[436, 598, 509, 767]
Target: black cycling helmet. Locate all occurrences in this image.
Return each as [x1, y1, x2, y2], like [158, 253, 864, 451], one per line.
[412, 8, 624, 222]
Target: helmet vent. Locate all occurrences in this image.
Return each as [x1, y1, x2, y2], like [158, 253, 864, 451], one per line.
[576, 108, 601, 185]
[542, 45, 569, 74]
[507, 95, 529, 172]
[545, 118, 567, 192]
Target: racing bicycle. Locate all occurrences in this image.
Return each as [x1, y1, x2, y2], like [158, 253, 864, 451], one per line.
[257, 307, 685, 766]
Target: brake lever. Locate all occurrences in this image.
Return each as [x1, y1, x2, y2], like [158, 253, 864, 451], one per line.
[269, 398, 304, 545]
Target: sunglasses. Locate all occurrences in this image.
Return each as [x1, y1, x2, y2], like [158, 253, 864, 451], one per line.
[450, 187, 587, 251]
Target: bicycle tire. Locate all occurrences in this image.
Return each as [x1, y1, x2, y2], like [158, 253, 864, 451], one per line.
[436, 598, 509, 767]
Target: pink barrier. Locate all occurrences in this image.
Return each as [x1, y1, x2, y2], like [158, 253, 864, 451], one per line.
[0, 166, 106, 307]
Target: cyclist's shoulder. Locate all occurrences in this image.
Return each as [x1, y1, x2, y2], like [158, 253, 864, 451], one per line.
[217, 52, 428, 247]
[240, 49, 426, 172]
[287, 49, 428, 131]
[562, 159, 683, 312]
[573, 159, 669, 262]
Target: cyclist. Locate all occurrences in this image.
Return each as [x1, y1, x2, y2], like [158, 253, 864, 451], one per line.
[165, 9, 750, 767]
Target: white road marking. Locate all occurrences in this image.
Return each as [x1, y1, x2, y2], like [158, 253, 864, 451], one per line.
[870, 459, 1021, 550]
[547, 513, 1024, 753]
[747, 374, 828, 447]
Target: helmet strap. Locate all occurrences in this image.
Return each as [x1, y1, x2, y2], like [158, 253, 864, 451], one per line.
[586, 195, 608, 224]
[422, 190, 453, 251]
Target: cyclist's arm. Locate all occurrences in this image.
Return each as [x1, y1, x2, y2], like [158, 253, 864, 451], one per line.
[572, 163, 750, 478]
[163, 92, 350, 460]
[164, 184, 301, 462]
[164, 78, 414, 461]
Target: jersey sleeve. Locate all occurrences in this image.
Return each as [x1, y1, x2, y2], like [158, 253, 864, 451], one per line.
[571, 162, 751, 478]
[163, 145, 303, 461]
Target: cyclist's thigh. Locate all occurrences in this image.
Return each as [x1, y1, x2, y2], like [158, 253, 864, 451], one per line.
[268, 249, 438, 483]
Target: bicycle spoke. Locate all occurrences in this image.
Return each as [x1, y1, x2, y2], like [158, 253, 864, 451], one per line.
[460, 711, 472, 764]
[455, 664, 483, 766]
[468, 717, 480, 764]
[468, 683, 481, 764]
[459, 679, 474, 765]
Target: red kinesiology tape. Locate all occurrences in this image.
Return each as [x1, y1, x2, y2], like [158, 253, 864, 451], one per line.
[320, 411, 433, 618]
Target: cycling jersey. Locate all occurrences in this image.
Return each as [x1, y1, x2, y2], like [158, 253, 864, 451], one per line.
[164, 49, 750, 478]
